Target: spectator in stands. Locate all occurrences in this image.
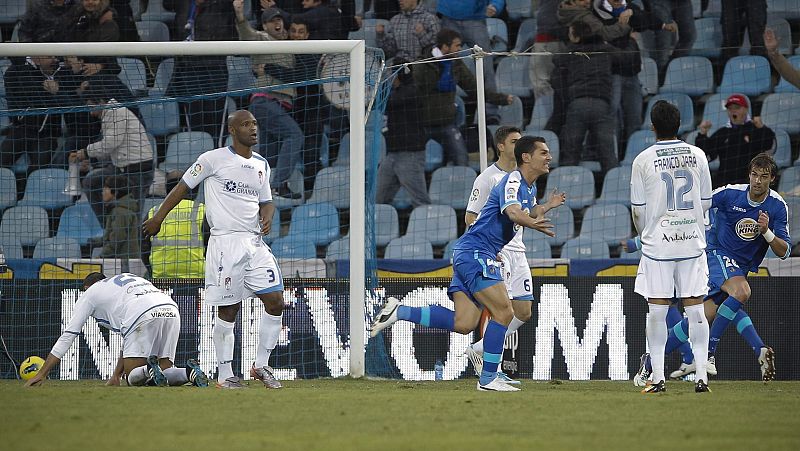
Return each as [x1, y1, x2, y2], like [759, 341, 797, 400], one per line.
[555, 21, 628, 173]
[234, 0, 304, 199]
[142, 171, 207, 278]
[18, 0, 79, 43]
[414, 29, 513, 167]
[765, 29, 800, 90]
[643, 0, 696, 81]
[69, 84, 154, 221]
[290, 0, 347, 40]
[376, 0, 440, 63]
[361, 0, 401, 20]
[376, 62, 431, 208]
[530, 0, 565, 98]
[721, 0, 767, 65]
[109, 0, 140, 42]
[99, 175, 141, 259]
[696, 94, 776, 187]
[0, 56, 66, 172]
[70, 0, 120, 42]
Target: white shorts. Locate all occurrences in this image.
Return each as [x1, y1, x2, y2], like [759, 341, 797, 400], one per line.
[122, 306, 180, 360]
[635, 254, 709, 299]
[205, 234, 284, 306]
[500, 248, 534, 301]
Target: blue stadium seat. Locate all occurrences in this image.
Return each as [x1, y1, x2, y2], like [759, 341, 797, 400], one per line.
[428, 166, 477, 209]
[405, 204, 457, 246]
[498, 95, 524, 128]
[159, 132, 215, 173]
[761, 93, 800, 135]
[639, 57, 659, 96]
[270, 236, 316, 259]
[0, 98, 8, 130]
[425, 139, 444, 172]
[33, 237, 81, 259]
[375, 204, 399, 247]
[774, 129, 792, 169]
[690, 18, 722, 59]
[597, 166, 632, 205]
[226, 56, 256, 94]
[740, 17, 792, 56]
[512, 18, 536, 52]
[140, 0, 176, 22]
[442, 238, 458, 261]
[391, 187, 413, 210]
[579, 204, 632, 246]
[641, 93, 695, 134]
[700, 93, 750, 136]
[148, 58, 174, 98]
[0, 167, 17, 212]
[527, 94, 553, 131]
[719, 56, 772, 97]
[117, 58, 148, 96]
[486, 18, 509, 51]
[523, 128, 559, 167]
[660, 57, 714, 96]
[362, 19, 390, 47]
[140, 100, 180, 137]
[775, 56, 800, 93]
[334, 133, 386, 167]
[56, 203, 104, 246]
[287, 202, 340, 246]
[136, 21, 170, 42]
[325, 236, 349, 260]
[308, 167, 350, 209]
[778, 166, 800, 195]
[561, 236, 610, 260]
[507, 0, 534, 20]
[785, 198, 800, 244]
[545, 204, 574, 246]
[18, 168, 74, 210]
[495, 57, 531, 98]
[523, 233, 553, 259]
[767, 0, 800, 19]
[545, 166, 595, 209]
[0, 206, 50, 246]
[0, 236, 23, 259]
[0, 0, 26, 25]
[384, 235, 434, 259]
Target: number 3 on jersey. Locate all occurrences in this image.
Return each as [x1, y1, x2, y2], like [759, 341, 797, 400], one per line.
[661, 170, 694, 211]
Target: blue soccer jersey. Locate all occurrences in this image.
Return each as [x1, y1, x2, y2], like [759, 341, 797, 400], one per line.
[707, 184, 791, 272]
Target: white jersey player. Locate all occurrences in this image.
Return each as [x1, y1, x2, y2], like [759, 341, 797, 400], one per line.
[462, 127, 565, 381]
[631, 100, 713, 394]
[143, 110, 285, 390]
[25, 272, 208, 388]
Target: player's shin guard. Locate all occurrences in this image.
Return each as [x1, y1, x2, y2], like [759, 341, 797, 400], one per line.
[709, 297, 743, 355]
[256, 311, 282, 368]
[666, 306, 694, 364]
[472, 316, 526, 353]
[397, 306, 455, 331]
[213, 317, 236, 381]
[646, 304, 669, 384]
[732, 309, 765, 357]
[479, 320, 508, 386]
[686, 304, 709, 383]
[163, 367, 189, 386]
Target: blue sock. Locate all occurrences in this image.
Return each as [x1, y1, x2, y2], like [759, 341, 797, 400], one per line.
[664, 318, 692, 365]
[709, 297, 743, 355]
[396, 306, 455, 331]
[732, 309, 765, 357]
[666, 306, 694, 364]
[479, 320, 507, 386]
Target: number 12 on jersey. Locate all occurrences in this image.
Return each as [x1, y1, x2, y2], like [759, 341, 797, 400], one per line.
[660, 170, 694, 211]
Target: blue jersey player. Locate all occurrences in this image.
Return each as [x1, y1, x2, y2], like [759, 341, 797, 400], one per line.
[369, 136, 561, 392]
[634, 153, 791, 383]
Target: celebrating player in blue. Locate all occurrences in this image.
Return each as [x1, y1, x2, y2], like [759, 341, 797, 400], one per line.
[370, 136, 562, 392]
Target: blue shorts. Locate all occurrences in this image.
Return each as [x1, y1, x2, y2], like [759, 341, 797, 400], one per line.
[706, 249, 748, 305]
[448, 249, 505, 306]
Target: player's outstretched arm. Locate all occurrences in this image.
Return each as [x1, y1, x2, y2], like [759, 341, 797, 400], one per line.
[24, 353, 61, 387]
[505, 204, 554, 237]
[531, 189, 566, 218]
[142, 180, 190, 238]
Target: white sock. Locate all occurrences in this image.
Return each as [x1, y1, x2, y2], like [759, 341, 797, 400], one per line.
[126, 366, 149, 386]
[213, 317, 236, 381]
[256, 311, 282, 368]
[685, 304, 709, 383]
[471, 316, 526, 353]
[646, 304, 669, 384]
[163, 367, 189, 386]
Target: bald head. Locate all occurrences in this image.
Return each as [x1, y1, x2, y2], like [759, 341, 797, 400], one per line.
[228, 110, 259, 150]
[228, 110, 255, 126]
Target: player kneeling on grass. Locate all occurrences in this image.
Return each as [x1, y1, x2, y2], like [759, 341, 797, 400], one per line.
[24, 272, 208, 388]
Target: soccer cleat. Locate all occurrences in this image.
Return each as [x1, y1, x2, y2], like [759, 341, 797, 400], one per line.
[250, 364, 283, 389]
[146, 355, 168, 387]
[186, 359, 209, 387]
[707, 355, 718, 376]
[641, 380, 666, 394]
[669, 361, 696, 379]
[758, 347, 776, 383]
[215, 376, 245, 389]
[369, 297, 401, 337]
[477, 377, 521, 392]
[497, 371, 521, 385]
[695, 379, 711, 393]
[633, 353, 651, 387]
[464, 346, 483, 375]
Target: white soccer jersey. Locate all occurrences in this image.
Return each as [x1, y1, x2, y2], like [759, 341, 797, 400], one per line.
[631, 139, 712, 260]
[51, 274, 178, 358]
[183, 147, 272, 236]
[466, 163, 527, 252]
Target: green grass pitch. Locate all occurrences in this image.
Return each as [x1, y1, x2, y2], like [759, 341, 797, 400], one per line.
[2, 379, 800, 450]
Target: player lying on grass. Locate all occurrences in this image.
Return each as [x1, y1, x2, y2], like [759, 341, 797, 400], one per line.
[371, 136, 564, 392]
[25, 272, 208, 388]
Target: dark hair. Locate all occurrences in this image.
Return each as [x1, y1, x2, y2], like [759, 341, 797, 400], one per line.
[569, 21, 594, 42]
[514, 135, 546, 166]
[290, 18, 310, 29]
[83, 272, 106, 289]
[748, 152, 778, 181]
[493, 126, 522, 150]
[103, 175, 130, 199]
[650, 100, 680, 139]
[81, 83, 109, 104]
[436, 28, 462, 48]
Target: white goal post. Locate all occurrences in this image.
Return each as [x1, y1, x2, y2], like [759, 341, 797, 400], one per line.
[0, 40, 368, 378]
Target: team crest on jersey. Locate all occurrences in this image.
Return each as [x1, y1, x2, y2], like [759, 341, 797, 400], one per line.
[735, 217, 760, 241]
[258, 170, 264, 185]
[224, 277, 232, 290]
[224, 180, 237, 192]
[190, 163, 202, 177]
[470, 188, 479, 202]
